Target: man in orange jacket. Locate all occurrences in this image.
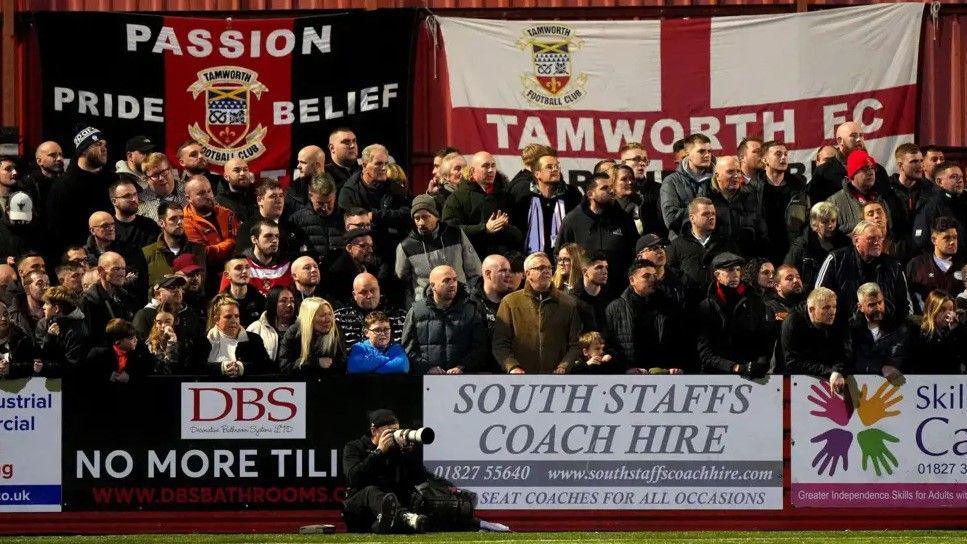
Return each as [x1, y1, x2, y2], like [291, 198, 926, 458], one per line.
[183, 174, 239, 295]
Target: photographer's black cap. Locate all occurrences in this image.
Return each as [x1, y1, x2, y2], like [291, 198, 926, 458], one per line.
[368, 409, 398, 427]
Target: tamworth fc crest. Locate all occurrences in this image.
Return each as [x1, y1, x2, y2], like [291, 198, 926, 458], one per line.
[187, 66, 268, 164]
[517, 25, 587, 108]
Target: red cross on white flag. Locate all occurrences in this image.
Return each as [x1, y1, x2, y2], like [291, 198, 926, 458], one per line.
[438, 4, 923, 177]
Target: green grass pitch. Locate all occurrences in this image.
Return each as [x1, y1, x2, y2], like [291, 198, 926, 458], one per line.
[0, 531, 966, 544]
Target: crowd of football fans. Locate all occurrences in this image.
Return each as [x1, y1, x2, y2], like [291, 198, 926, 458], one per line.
[0, 121, 963, 388]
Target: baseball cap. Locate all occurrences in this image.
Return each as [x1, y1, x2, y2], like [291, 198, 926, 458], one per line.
[125, 135, 156, 154]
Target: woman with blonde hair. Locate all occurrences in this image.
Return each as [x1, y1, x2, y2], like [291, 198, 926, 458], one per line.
[206, 294, 271, 378]
[911, 290, 966, 374]
[551, 243, 585, 291]
[279, 297, 345, 376]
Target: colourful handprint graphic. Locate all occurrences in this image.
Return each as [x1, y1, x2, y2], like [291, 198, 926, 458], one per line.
[857, 428, 900, 476]
[807, 381, 854, 426]
[856, 381, 902, 426]
[810, 428, 853, 476]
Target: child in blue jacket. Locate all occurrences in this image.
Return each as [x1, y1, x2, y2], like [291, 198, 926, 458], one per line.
[347, 311, 409, 374]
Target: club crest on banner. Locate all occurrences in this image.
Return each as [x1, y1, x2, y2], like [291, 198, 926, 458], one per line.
[187, 66, 269, 165]
[516, 25, 587, 108]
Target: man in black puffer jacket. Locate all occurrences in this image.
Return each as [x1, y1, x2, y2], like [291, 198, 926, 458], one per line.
[666, 197, 740, 301]
[338, 144, 411, 262]
[289, 172, 345, 266]
[706, 157, 768, 258]
[782, 287, 852, 393]
[696, 253, 776, 378]
[605, 259, 690, 374]
[442, 151, 522, 257]
[556, 173, 638, 297]
[402, 266, 488, 375]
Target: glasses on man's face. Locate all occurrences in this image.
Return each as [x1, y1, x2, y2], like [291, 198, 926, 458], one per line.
[94, 223, 115, 230]
[624, 156, 649, 164]
[147, 168, 170, 180]
[368, 327, 392, 335]
[352, 242, 374, 250]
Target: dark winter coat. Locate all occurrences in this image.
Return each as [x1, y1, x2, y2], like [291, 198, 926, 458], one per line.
[289, 206, 346, 265]
[907, 320, 966, 375]
[913, 189, 967, 254]
[816, 246, 912, 323]
[508, 180, 582, 254]
[337, 172, 411, 238]
[696, 284, 776, 373]
[81, 283, 138, 346]
[782, 309, 852, 377]
[568, 282, 615, 333]
[46, 163, 114, 253]
[605, 286, 689, 371]
[277, 325, 346, 377]
[401, 284, 488, 374]
[556, 201, 638, 296]
[0, 325, 37, 379]
[84, 343, 154, 383]
[215, 184, 258, 225]
[752, 171, 809, 263]
[442, 178, 522, 257]
[848, 314, 912, 375]
[889, 174, 936, 238]
[114, 215, 161, 250]
[784, 228, 850, 289]
[707, 183, 769, 258]
[665, 224, 741, 298]
[34, 309, 90, 376]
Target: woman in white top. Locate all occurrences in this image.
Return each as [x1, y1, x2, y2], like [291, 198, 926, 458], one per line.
[207, 294, 271, 378]
[246, 286, 296, 364]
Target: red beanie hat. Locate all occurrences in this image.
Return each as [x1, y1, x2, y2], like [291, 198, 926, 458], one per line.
[846, 150, 876, 178]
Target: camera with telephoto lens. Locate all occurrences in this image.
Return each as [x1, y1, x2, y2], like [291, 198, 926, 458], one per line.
[393, 427, 435, 445]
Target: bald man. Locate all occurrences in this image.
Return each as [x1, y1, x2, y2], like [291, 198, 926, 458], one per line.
[442, 151, 522, 257]
[472, 254, 513, 322]
[290, 255, 325, 305]
[334, 272, 406, 350]
[706, 156, 768, 257]
[402, 265, 488, 374]
[83, 211, 150, 304]
[808, 121, 890, 203]
[326, 128, 360, 187]
[183, 175, 239, 291]
[16, 141, 64, 220]
[286, 145, 327, 211]
[82, 251, 138, 344]
[216, 158, 258, 223]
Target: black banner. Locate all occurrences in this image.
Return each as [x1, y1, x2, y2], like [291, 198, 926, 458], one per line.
[62, 376, 422, 511]
[35, 11, 416, 173]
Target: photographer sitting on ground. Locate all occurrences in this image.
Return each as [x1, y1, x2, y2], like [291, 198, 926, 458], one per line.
[342, 409, 508, 534]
